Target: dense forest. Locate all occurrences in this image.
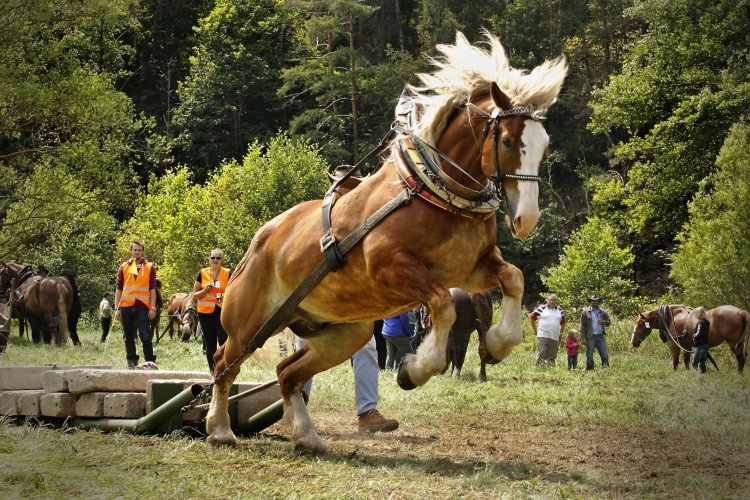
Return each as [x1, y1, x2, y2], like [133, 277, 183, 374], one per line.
[1, 0, 748, 315]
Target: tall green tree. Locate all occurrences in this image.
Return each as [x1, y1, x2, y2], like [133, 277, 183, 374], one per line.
[121, 0, 211, 139]
[172, 0, 304, 179]
[671, 123, 750, 311]
[588, 0, 750, 295]
[280, 0, 378, 166]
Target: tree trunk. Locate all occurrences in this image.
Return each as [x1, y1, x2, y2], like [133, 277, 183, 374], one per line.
[349, 13, 359, 161]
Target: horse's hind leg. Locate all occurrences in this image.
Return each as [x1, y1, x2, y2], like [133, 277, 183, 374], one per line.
[279, 322, 373, 453]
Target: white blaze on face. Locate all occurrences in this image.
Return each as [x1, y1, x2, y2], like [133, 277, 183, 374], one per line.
[505, 119, 548, 239]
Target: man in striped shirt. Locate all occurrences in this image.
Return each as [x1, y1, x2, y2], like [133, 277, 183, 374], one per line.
[529, 294, 567, 366]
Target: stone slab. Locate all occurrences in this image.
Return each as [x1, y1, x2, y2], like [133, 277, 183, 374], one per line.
[76, 392, 108, 417]
[0, 391, 21, 415]
[66, 370, 212, 395]
[42, 371, 69, 393]
[104, 393, 147, 419]
[40, 393, 78, 418]
[17, 390, 45, 416]
[0, 365, 111, 390]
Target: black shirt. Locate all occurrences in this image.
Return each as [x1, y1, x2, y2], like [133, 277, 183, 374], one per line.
[694, 318, 710, 346]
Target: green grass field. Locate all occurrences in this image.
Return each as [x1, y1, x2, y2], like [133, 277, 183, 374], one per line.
[1, 319, 749, 498]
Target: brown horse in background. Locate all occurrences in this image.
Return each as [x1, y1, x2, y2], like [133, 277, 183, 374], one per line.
[422, 289, 496, 381]
[163, 292, 198, 342]
[631, 304, 750, 372]
[206, 33, 567, 452]
[2, 263, 72, 345]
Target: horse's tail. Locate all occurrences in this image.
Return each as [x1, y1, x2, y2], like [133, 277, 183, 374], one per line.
[56, 282, 69, 344]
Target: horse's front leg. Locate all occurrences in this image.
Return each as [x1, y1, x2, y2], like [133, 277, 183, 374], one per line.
[370, 253, 455, 390]
[463, 247, 523, 363]
[205, 337, 247, 446]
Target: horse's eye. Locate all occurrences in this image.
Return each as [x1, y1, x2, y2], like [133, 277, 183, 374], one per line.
[502, 137, 513, 149]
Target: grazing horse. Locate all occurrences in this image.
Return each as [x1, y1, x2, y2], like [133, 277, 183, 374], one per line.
[447, 289, 495, 382]
[207, 32, 567, 452]
[6, 265, 72, 345]
[632, 304, 750, 372]
[164, 292, 198, 341]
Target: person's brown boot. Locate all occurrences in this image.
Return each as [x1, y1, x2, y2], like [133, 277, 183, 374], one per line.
[357, 409, 399, 433]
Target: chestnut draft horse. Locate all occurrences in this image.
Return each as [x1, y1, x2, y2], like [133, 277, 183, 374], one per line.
[631, 304, 750, 372]
[207, 32, 567, 452]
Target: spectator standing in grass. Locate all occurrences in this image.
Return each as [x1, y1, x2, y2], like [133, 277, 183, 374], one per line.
[529, 294, 567, 366]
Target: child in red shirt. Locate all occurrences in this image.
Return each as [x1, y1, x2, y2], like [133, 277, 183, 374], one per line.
[564, 329, 582, 370]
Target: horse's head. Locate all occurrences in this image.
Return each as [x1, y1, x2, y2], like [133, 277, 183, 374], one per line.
[480, 83, 550, 239]
[631, 311, 657, 347]
[415, 33, 566, 239]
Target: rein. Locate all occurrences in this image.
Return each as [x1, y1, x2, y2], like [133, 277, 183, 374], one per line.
[657, 305, 693, 354]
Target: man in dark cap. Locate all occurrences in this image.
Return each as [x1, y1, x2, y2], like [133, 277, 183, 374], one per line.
[580, 294, 611, 370]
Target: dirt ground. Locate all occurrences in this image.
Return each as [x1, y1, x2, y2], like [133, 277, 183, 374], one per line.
[297, 410, 750, 496]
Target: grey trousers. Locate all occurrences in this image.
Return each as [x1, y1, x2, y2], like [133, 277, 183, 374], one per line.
[536, 337, 559, 366]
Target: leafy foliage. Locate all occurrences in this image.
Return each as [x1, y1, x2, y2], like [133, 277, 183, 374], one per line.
[172, 0, 304, 178]
[542, 216, 641, 316]
[670, 123, 750, 310]
[120, 134, 329, 296]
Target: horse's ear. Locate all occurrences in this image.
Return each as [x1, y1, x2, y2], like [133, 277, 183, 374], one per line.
[639, 313, 645, 319]
[490, 82, 512, 110]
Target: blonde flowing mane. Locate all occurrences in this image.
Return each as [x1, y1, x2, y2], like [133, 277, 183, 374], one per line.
[406, 31, 568, 145]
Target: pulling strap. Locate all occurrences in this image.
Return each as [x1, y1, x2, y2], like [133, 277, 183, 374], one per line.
[182, 188, 414, 413]
[321, 128, 396, 271]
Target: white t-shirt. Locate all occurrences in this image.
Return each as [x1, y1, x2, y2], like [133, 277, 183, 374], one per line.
[99, 298, 112, 318]
[531, 304, 565, 340]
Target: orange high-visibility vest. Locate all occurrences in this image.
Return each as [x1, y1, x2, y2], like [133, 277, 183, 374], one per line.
[119, 260, 153, 308]
[197, 267, 230, 314]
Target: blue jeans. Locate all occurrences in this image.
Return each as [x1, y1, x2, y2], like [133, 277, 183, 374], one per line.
[585, 335, 609, 370]
[568, 355, 578, 369]
[383, 335, 414, 370]
[121, 306, 155, 365]
[298, 335, 379, 416]
[692, 344, 709, 373]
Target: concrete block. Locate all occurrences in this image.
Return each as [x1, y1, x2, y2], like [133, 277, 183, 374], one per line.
[0, 391, 21, 416]
[146, 380, 208, 434]
[66, 370, 212, 395]
[42, 371, 69, 393]
[76, 392, 108, 417]
[104, 393, 147, 418]
[235, 382, 282, 434]
[40, 393, 78, 418]
[17, 390, 45, 416]
[0, 365, 111, 390]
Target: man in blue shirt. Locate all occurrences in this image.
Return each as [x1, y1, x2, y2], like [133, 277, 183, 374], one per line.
[580, 294, 612, 370]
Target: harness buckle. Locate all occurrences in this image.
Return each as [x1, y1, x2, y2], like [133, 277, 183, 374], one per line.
[320, 230, 336, 253]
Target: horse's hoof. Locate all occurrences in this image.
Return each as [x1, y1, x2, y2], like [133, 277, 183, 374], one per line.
[206, 429, 239, 447]
[293, 434, 328, 454]
[397, 354, 417, 390]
